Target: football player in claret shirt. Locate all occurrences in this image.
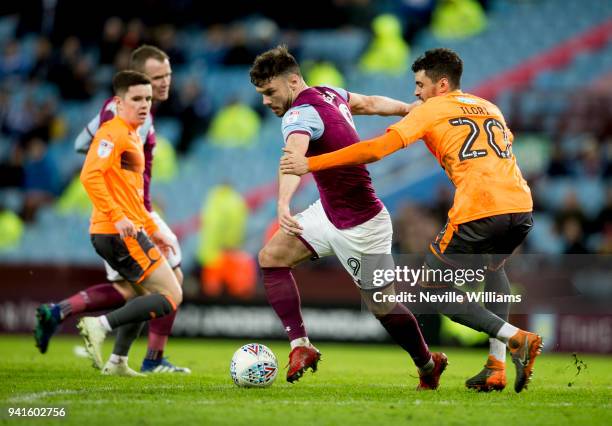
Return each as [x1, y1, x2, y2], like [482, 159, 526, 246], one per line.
[35, 46, 190, 374]
[281, 48, 543, 393]
[251, 45, 448, 390]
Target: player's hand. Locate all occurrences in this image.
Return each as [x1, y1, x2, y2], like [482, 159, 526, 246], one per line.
[151, 230, 176, 258]
[115, 217, 137, 239]
[277, 204, 303, 236]
[280, 148, 310, 176]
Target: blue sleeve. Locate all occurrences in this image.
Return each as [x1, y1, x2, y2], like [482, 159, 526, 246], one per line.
[281, 104, 325, 142]
[74, 114, 100, 154]
[138, 114, 154, 145]
[321, 85, 349, 102]
[75, 101, 117, 154]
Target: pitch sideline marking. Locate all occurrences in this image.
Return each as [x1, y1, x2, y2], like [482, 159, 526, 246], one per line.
[8, 390, 80, 403]
[8, 384, 188, 404]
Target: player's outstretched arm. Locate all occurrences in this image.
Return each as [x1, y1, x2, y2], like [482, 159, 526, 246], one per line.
[348, 92, 421, 117]
[277, 133, 310, 236]
[280, 130, 404, 175]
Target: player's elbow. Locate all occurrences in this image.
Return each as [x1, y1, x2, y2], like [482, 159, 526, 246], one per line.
[79, 168, 89, 185]
[354, 97, 376, 116]
[365, 96, 380, 115]
[74, 131, 91, 154]
[368, 151, 385, 163]
[79, 170, 96, 192]
[80, 167, 101, 186]
[361, 145, 385, 163]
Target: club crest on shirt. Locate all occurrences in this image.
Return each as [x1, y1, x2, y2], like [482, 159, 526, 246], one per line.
[97, 139, 114, 158]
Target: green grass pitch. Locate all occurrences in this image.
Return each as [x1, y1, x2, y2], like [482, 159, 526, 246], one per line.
[1, 335, 611, 425]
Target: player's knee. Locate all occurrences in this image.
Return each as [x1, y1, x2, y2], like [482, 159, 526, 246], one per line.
[361, 289, 394, 317]
[113, 282, 136, 300]
[258, 245, 283, 268]
[258, 246, 270, 267]
[373, 302, 401, 323]
[378, 301, 398, 317]
[370, 300, 397, 318]
[487, 262, 506, 273]
[173, 267, 184, 287]
[168, 286, 182, 307]
[159, 294, 177, 315]
[171, 277, 183, 306]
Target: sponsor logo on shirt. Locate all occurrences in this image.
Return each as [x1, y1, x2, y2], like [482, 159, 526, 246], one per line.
[457, 96, 478, 105]
[97, 140, 114, 158]
[286, 110, 300, 124]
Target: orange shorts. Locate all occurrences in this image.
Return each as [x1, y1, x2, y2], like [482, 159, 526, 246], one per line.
[427, 212, 533, 270]
[91, 231, 163, 284]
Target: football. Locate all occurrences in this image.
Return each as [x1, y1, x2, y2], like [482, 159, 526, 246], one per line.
[230, 343, 278, 387]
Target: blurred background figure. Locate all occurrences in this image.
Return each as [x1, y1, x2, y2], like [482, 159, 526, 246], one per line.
[208, 100, 260, 147]
[21, 136, 59, 222]
[99, 17, 125, 66]
[0, 204, 24, 251]
[430, 0, 487, 40]
[151, 136, 178, 183]
[304, 60, 345, 88]
[198, 183, 255, 300]
[156, 77, 213, 153]
[54, 171, 90, 216]
[359, 14, 410, 75]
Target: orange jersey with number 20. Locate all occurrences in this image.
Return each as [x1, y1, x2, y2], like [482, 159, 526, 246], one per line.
[388, 90, 532, 225]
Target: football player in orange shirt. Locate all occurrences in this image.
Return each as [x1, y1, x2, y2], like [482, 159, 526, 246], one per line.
[77, 70, 182, 375]
[280, 48, 542, 393]
[35, 46, 190, 374]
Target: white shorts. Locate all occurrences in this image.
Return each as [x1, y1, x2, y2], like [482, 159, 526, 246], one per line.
[105, 211, 182, 282]
[294, 200, 393, 287]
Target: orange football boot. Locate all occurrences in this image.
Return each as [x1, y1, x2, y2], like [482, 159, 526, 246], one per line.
[508, 330, 544, 393]
[466, 355, 507, 392]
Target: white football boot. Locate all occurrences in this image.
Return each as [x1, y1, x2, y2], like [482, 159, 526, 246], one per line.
[102, 358, 146, 377]
[76, 317, 107, 370]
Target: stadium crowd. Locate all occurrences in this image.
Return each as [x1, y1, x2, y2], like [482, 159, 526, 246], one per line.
[0, 0, 610, 279]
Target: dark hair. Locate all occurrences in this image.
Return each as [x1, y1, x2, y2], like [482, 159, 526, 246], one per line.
[129, 45, 169, 73]
[112, 70, 151, 96]
[411, 48, 463, 89]
[249, 45, 301, 87]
